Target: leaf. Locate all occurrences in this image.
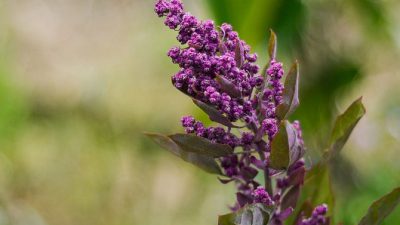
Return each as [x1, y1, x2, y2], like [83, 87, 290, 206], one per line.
[240, 166, 258, 181]
[218, 39, 228, 54]
[358, 187, 400, 225]
[269, 121, 290, 170]
[218, 177, 234, 184]
[216, 75, 242, 98]
[302, 164, 335, 218]
[144, 132, 181, 156]
[259, 30, 278, 89]
[169, 133, 233, 158]
[289, 128, 305, 165]
[192, 99, 239, 128]
[268, 29, 277, 59]
[185, 153, 223, 175]
[276, 61, 300, 120]
[145, 132, 223, 175]
[237, 192, 253, 208]
[269, 120, 297, 170]
[288, 165, 306, 187]
[218, 204, 272, 225]
[235, 41, 245, 68]
[291, 200, 314, 225]
[290, 165, 334, 225]
[326, 97, 366, 160]
[282, 185, 301, 210]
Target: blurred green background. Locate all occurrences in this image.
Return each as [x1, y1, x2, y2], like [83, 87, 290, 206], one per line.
[0, 0, 399, 224]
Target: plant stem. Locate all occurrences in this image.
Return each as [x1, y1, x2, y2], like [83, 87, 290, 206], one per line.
[256, 142, 273, 195]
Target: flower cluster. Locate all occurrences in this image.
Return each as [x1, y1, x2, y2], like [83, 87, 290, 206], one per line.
[156, 0, 263, 122]
[155, 0, 329, 224]
[252, 186, 274, 205]
[181, 116, 239, 147]
[266, 60, 284, 105]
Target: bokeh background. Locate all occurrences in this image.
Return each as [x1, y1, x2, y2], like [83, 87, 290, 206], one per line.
[0, 0, 399, 224]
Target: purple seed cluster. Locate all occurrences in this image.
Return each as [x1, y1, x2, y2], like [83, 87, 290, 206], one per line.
[252, 186, 274, 205]
[155, 0, 263, 122]
[181, 116, 239, 148]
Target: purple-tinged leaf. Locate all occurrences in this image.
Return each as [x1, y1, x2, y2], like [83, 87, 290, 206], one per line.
[288, 166, 305, 186]
[169, 133, 233, 158]
[268, 29, 277, 60]
[216, 75, 242, 98]
[240, 210, 252, 225]
[235, 41, 245, 68]
[358, 186, 400, 225]
[250, 156, 266, 170]
[240, 166, 259, 181]
[259, 30, 278, 80]
[218, 203, 272, 225]
[269, 120, 297, 170]
[237, 192, 253, 208]
[291, 200, 314, 225]
[252, 204, 272, 225]
[276, 61, 300, 120]
[219, 41, 228, 55]
[290, 129, 305, 164]
[218, 177, 235, 184]
[185, 154, 223, 175]
[326, 97, 366, 161]
[282, 185, 301, 210]
[290, 173, 334, 225]
[144, 132, 223, 175]
[302, 164, 335, 218]
[192, 99, 240, 128]
[144, 132, 181, 156]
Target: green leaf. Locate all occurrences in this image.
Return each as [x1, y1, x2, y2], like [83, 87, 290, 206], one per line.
[169, 133, 233, 158]
[192, 99, 239, 128]
[144, 132, 223, 175]
[326, 97, 366, 160]
[216, 75, 242, 98]
[358, 187, 400, 225]
[269, 120, 297, 170]
[268, 29, 277, 59]
[218, 204, 272, 225]
[276, 61, 300, 120]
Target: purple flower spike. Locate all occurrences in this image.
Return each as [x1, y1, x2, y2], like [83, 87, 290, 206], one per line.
[154, 2, 331, 225]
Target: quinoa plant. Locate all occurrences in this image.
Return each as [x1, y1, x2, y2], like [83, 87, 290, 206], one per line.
[146, 1, 400, 224]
